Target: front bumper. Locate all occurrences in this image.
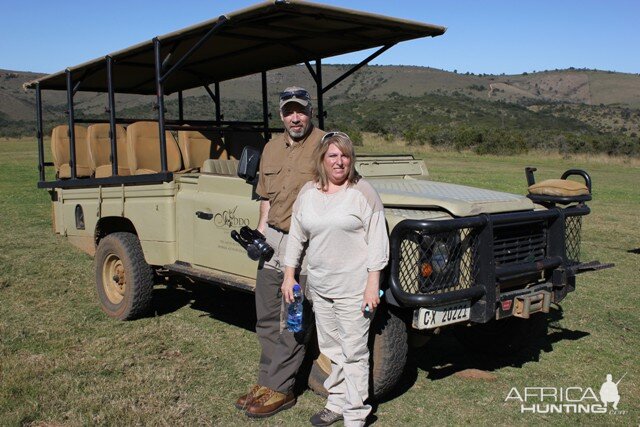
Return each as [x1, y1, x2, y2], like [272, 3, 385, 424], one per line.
[387, 205, 591, 324]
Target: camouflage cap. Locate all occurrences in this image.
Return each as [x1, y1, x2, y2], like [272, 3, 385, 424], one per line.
[279, 86, 311, 110]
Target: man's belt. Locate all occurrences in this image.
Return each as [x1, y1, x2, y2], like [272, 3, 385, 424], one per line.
[268, 223, 289, 234]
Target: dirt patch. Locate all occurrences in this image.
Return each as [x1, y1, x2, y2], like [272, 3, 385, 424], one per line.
[454, 369, 497, 381]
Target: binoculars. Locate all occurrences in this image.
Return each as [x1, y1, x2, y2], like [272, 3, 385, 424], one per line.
[231, 226, 274, 262]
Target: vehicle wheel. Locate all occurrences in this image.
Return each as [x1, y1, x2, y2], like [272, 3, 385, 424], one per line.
[453, 313, 548, 356]
[307, 306, 408, 400]
[95, 232, 154, 320]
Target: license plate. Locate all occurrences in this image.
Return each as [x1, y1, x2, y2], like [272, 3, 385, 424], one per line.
[413, 302, 470, 330]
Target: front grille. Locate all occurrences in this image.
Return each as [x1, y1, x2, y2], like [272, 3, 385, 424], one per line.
[565, 215, 582, 265]
[493, 221, 546, 266]
[391, 207, 589, 307]
[398, 228, 479, 295]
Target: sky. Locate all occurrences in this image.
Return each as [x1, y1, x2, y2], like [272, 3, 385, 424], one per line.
[1, 0, 639, 76]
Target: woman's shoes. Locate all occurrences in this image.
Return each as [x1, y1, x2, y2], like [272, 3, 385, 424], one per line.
[310, 408, 343, 426]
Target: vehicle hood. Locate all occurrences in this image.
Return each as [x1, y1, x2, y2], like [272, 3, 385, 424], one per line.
[370, 178, 535, 217]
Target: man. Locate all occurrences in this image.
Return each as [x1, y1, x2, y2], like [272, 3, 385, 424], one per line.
[236, 86, 325, 418]
[599, 374, 622, 410]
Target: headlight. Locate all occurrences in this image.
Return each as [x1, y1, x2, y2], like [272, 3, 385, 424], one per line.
[417, 233, 461, 293]
[399, 228, 475, 295]
[431, 241, 450, 273]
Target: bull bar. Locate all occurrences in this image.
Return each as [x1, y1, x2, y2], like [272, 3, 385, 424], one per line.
[388, 205, 592, 323]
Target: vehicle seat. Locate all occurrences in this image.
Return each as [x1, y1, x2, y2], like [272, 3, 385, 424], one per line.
[87, 123, 130, 178]
[201, 159, 240, 176]
[51, 124, 92, 178]
[525, 167, 592, 205]
[126, 121, 182, 175]
[178, 129, 226, 170]
[528, 179, 590, 198]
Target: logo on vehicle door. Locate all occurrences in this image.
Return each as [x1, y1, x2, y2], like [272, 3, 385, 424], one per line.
[214, 206, 250, 229]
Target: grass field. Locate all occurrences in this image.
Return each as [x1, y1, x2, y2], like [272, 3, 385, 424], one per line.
[0, 137, 638, 426]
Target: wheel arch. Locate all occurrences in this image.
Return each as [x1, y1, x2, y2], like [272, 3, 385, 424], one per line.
[95, 217, 138, 247]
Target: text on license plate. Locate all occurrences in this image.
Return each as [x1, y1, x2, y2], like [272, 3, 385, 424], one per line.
[413, 302, 470, 330]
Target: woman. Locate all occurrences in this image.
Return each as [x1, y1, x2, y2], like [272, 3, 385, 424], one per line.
[282, 132, 389, 427]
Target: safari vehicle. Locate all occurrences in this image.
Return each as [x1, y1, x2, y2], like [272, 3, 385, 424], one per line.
[27, 1, 612, 398]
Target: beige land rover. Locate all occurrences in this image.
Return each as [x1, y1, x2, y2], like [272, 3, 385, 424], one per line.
[26, 1, 611, 398]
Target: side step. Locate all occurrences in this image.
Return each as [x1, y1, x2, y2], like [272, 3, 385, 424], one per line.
[163, 261, 256, 293]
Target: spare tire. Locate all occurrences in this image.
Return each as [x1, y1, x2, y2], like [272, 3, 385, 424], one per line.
[308, 306, 408, 400]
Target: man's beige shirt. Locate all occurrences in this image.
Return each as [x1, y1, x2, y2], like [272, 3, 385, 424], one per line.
[256, 126, 325, 232]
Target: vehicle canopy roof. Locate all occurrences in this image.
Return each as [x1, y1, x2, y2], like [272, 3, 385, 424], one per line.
[25, 0, 445, 95]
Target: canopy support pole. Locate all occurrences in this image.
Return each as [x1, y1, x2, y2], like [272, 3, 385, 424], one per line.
[35, 83, 45, 182]
[315, 58, 325, 130]
[214, 82, 221, 125]
[66, 69, 78, 179]
[106, 56, 119, 176]
[303, 44, 394, 130]
[202, 84, 222, 126]
[159, 16, 228, 84]
[153, 38, 169, 172]
[322, 44, 394, 94]
[261, 71, 270, 141]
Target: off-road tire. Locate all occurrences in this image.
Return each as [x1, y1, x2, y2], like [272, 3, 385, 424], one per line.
[95, 232, 154, 320]
[307, 306, 408, 400]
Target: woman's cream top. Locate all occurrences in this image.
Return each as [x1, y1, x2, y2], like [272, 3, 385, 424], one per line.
[284, 179, 389, 298]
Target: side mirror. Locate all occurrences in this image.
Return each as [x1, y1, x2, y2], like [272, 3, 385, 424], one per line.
[238, 146, 261, 184]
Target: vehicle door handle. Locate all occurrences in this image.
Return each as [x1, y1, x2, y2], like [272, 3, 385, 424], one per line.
[195, 211, 213, 220]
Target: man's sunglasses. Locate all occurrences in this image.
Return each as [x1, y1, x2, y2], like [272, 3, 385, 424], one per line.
[280, 89, 311, 101]
[321, 131, 350, 143]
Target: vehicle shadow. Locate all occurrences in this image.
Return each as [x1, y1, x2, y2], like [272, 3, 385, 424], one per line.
[153, 282, 591, 411]
[152, 280, 257, 332]
[152, 278, 316, 396]
[375, 305, 590, 404]
[151, 278, 359, 400]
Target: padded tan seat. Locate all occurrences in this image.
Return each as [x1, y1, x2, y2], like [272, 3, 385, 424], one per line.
[528, 179, 590, 197]
[87, 123, 130, 178]
[202, 159, 240, 176]
[51, 124, 92, 178]
[126, 121, 182, 175]
[178, 129, 226, 169]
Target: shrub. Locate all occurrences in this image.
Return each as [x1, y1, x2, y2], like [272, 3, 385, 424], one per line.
[474, 128, 528, 155]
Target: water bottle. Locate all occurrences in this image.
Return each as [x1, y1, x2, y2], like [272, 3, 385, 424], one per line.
[286, 284, 304, 333]
[364, 289, 385, 313]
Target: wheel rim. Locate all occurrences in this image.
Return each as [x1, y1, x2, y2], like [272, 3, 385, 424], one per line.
[102, 253, 126, 304]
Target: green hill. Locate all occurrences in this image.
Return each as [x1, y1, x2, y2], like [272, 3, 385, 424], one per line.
[3, 66, 639, 156]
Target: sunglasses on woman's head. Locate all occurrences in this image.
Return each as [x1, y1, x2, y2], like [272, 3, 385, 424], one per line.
[279, 89, 311, 101]
[321, 131, 350, 144]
